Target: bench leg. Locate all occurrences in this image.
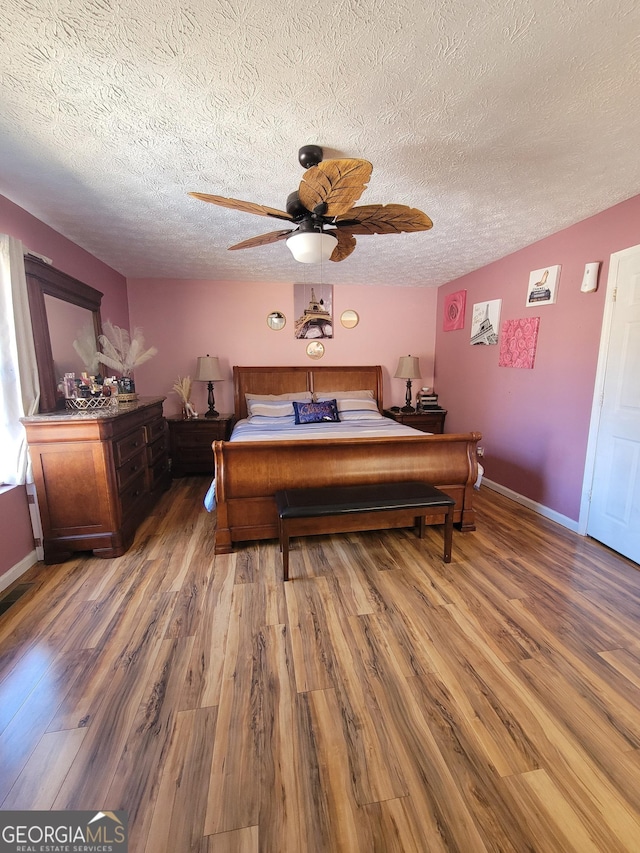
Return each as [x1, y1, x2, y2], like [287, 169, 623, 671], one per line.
[279, 519, 290, 582]
[443, 505, 453, 563]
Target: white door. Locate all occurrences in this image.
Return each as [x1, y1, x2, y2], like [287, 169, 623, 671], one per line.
[585, 244, 640, 563]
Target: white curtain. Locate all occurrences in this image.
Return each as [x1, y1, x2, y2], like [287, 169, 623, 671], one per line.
[0, 234, 40, 484]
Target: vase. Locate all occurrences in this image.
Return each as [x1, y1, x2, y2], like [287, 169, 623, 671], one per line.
[117, 376, 138, 404]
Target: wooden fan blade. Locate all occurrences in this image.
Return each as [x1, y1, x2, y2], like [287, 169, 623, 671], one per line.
[336, 203, 433, 234]
[330, 230, 357, 262]
[228, 229, 294, 251]
[188, 192, 293, 222]
[298, 159, 372, 218]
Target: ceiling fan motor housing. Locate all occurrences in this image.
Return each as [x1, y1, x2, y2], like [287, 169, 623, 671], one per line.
[286, 191, 309, 220]
[298, 145, 323, 169]
[295, 217, 327, 235]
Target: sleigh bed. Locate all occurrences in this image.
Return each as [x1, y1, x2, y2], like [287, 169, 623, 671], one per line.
[212, 365, 481, 555]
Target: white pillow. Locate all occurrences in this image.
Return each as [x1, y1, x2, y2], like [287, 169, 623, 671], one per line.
[244, 414, 297, 425]
[340, 409, 385, 421]
[245, 391, 312, 419]
[246, 392, 312, 401]
[314, 389, 374, 401]
[318, 396, 384, 420]
[247, 399, 301, 418]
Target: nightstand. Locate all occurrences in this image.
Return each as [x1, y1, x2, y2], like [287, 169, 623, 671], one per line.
[167, 415, 233, 476]
[384, 408, 447, 434]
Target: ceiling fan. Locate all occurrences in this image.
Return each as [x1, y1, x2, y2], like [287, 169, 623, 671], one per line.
[189, 145, 433, 263]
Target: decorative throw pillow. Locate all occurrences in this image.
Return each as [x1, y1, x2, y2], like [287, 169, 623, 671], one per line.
[292, 399, 340, 424]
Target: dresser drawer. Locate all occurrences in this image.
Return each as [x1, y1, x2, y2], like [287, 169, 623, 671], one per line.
[119, 470, 147, 516]
[116, 448, 147, 492]
[149, 453, 171, 490]
[147, 432, 170, 490]
[144, 416, 166, 444]
[172, 428, 225, 450]
[114, 427, 146, 467]
[147, 434, 168, 467]
[174, 447, 215, 474]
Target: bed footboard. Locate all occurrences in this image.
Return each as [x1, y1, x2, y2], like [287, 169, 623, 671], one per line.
[213, 433, 481, 554]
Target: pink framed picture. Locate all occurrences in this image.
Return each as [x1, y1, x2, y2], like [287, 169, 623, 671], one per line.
[443, 290, 466, 331]
[499, 317, 540, 369]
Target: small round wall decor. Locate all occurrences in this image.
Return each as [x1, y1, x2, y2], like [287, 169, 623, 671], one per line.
[306, 341, 325, 359]
[340, 309, 359, 329]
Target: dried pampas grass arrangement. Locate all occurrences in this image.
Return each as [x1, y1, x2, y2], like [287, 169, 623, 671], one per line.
[172, 376, 198, 417]
[172, 376, 192, 404]
[96, 321, 157, 376]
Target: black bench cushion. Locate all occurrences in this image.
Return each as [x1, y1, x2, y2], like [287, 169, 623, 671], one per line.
[275, 481, 454, 519]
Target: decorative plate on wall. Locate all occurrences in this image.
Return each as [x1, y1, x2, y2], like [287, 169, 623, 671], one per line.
[306, 341, 325, 359]
[267, 311, 286, 330]
[340, 309, 359, 329]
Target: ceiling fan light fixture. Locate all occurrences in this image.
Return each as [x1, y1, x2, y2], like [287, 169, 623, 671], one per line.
[286, 230, 338, 264]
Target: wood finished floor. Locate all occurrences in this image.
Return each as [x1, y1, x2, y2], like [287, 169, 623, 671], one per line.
[1, 479, 640, 852]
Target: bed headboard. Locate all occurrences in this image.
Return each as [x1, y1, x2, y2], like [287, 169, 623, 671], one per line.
[233, 365, 384, 420]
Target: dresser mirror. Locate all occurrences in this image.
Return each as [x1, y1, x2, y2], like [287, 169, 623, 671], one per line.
[25, 256, 104, 412]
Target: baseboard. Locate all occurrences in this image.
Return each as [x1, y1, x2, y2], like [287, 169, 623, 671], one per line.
[482, 478, 580, 533]
[0, 550, 38, 595]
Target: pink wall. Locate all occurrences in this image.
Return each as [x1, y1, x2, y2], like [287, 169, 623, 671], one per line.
[0, 193, 130, 578]
[435, 193, 640, 522]
[4, 187, 639, 575]
[0, 194, 129, 327]
[126, 279, 438, 417]
[0, 487, 35, 579]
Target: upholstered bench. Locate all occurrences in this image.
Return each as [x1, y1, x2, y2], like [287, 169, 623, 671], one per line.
[275, 481, 455, 581]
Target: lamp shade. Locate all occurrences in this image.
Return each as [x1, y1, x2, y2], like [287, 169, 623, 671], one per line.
[195, 355, 224, 382]
[394, 355, 421, 380]
[286, 230, 338, 264]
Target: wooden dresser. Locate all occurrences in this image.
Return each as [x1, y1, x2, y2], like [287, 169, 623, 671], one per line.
[167, 414, 233, 476]
[21, 397, 170, 563]
[383, 408, 447, 434]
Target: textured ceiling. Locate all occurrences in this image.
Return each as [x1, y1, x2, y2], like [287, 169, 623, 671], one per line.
[1, 0, 639, 287]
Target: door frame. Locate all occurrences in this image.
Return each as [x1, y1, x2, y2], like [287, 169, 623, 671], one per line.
[578, 243, 639, 534]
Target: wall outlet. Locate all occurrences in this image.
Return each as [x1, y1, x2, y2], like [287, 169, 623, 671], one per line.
[477, 446, 485, 457]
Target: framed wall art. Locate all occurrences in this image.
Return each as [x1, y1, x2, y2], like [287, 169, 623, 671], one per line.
[498, 317, 540, 369]
[294, 283, 333, 339]
[526, 265, 560, 306]
[470, 299, 501, 345]
[443, 289, 466, 331]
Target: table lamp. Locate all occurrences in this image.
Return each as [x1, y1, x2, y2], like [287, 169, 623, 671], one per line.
[195, 355, 224, 417]
[394, 355, 421, 413]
